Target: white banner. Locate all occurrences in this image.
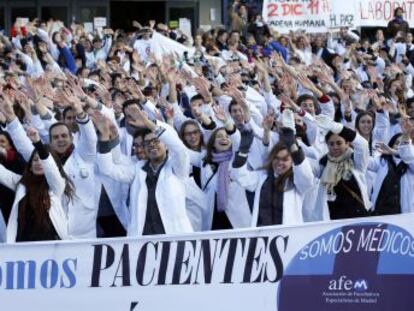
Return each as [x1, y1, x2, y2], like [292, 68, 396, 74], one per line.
[263, 0, 331, 33]
[263, 0, 413, 32]
[329, 0, 359, 29]
[1, 214, 414, 310]
[358, 0, 414, 27]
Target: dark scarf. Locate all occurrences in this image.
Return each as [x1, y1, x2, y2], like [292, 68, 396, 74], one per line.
[58, 144, 75, 164]
[374, 157, 407, 215]
[394, 16, 404, 24]
[257, 173, 285, 226]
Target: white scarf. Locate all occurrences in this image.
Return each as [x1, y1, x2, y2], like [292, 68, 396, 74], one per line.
[321, 148, 354, 199]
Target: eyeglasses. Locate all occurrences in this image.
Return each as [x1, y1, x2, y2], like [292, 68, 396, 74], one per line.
[143, 137, 160, 147]
[132, 142, 144, 149]
[183, 130, 200, 137]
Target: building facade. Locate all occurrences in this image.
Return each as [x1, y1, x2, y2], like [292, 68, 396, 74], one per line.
[0, 0, 229, 34]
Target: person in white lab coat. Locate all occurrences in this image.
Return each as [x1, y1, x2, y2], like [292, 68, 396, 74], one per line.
[0, 128, 72, 243]
[97, 105, 194, 236]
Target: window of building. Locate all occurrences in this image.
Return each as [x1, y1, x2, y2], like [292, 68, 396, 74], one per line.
[11, 7, 37, 24]
[42, 7, 69, 24]
[79, 7, 107, 23]
[110, 1, 166, 31]
[0, 7, 4, 32]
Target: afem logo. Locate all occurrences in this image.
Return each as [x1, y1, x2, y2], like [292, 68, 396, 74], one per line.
[328, 275, 368, 292]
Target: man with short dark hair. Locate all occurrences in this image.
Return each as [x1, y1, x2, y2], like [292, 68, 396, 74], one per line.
[97, 105, 193, 236]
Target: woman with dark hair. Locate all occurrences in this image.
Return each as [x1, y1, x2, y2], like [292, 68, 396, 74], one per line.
[201, 126, 251, 230]
[355, 111, 376, 155]
[179, 120, 205, 188]
[354, 110, 384, 198]
[0, 130, 25, 225]
[232, 127, 314, 226]
[0, 128, 73, 243]
[369, 119, 414, 215]
[180, 119, 204, 152]
[313, 115, 371, 220]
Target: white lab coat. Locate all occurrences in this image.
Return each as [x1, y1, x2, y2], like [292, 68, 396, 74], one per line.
[311, 133, 371, 220]
[0, 155, 69, 243]
[369, 144, 414, 214]
[6, 117, 99, 239]
[231, 158, 315, 226]
[98, 122, 194, 236]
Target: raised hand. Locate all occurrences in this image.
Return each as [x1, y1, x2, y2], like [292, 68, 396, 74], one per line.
[0, 93, 16, 122]
[375, 142, 397, 156]
[254, 58, 267, 75]
[367, 66, 378, 82]
[271, 52, 286, 68]
[297, 73, 314, 90]
[26, 127, 41, 143]
[228, 72, 243, 87]
[341, 94, 353, 116]
[132, 20, 142, 29]
[227, 86, 245, 104]
[127, 104, 153, 129]
[126, 79, 145, 101]
[15, 89, 33, 119]
[91, 110, 111, 139]
[66, 73, 87, 99]
[370, 91, 382, 111]
[316, 70, 334, 85]
[95, 83, 111, 104]
[262, 111, 275, 131]
[278, 93, 300, 113]
[193, 77, 211, 100]
[401, 117, 414, 139]
[297, 73, 323, 98]
[213, 104, 228, 123]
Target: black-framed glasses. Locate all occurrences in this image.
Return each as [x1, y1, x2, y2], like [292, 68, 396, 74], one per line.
[132, 142, 144, 149]
[143, 137, 160, 147]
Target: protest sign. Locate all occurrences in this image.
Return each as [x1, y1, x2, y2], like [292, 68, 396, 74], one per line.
[358, 0, 414, 27]
[263, 0, 331, 33]
[263, 0, 413, 32]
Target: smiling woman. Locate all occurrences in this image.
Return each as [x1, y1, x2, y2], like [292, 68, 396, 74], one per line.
[201, 127, 251, 231]
[0, 128, 73, 243]
[231, 127, 315, 227]
[313, 116, 371, 220]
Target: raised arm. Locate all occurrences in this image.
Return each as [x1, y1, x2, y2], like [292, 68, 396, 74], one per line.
[95, 112, 136, 184]
[62, 93, 97, 163]
[27, 128, 66, 196]
[2, 94, 34, 161]
[0, 164, 21, 191]
[315, 114, 369, 171]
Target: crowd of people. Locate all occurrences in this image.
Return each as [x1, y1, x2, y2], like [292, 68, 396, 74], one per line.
[0, 2, 413, 243]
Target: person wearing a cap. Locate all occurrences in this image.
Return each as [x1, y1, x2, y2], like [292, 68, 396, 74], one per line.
[387, 7, 410, 39]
